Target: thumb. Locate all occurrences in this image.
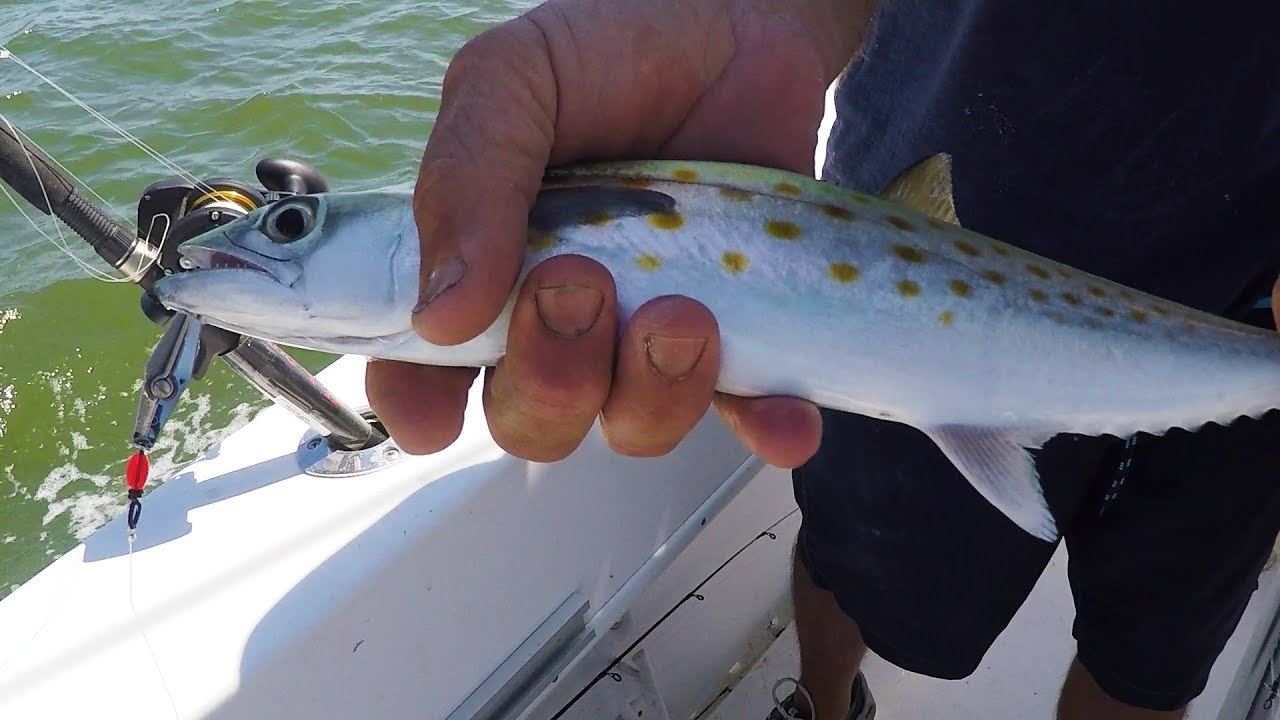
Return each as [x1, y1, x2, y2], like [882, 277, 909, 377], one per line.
[411, 20, 558, 346]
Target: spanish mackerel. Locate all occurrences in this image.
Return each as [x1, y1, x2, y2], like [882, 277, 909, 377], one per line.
[152, 155, 1280, 542]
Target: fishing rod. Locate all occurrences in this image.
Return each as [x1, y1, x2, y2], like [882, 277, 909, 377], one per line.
[0, 118, 388, 533]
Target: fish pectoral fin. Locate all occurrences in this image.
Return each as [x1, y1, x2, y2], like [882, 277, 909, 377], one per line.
[879, 153, 961, 227]
[923, 424, 1058, 542]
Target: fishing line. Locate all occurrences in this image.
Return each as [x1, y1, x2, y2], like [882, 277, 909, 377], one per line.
[0, 114, 109, 279]
[0, 44, 212, 284]
[127, 535, 183, 720]
[0, 114, 121, 281]
[0, 47, 216, 195]
[13, 118, 141, 235]
[0, 112, 167, 284]
[1, 30, 178, 716]
[548, 507, 801, 720]
[0, 521, 181, 716]
[0, 549, 74, 679]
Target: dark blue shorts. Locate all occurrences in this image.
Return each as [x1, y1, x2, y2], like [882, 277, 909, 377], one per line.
[793, 379, 1280, 712]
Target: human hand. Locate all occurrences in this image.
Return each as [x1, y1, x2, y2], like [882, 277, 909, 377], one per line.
[1272, 275, 1280, 330]
[367, 0, 872, 466]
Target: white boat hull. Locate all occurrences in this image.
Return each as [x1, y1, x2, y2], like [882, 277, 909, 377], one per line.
[2, 353, 1280, 719]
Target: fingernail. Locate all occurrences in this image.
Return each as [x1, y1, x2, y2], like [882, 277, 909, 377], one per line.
[535, 285, 604, 338]
[645, 335, 707, 380]
[413, 256, 467, 313]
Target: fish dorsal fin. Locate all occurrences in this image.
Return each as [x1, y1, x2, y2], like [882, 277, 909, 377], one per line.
[880, 153, 960, 226]
[923, 424, 1058, 542]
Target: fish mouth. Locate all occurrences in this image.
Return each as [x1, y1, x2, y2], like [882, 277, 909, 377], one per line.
[176, 236, 296, 285]
[188, 247, 270, 274]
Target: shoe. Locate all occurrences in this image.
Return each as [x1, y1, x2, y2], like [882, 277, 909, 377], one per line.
[766, 672, 876, 720]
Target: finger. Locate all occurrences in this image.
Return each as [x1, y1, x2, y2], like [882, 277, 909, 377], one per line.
[713, 394, 823, 469]
[410, 19, 558, 347]
[1271, 274, 1280, 330]
[600, 295, 719, 457]
[365, 359, 478, 455]
[483, 255, 618, 462]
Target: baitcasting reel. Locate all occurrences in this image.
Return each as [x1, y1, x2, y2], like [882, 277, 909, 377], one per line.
[134, 157, 330, 326]
[127, 156, 336, 451]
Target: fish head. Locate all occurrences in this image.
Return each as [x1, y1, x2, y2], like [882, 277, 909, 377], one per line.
[153, 189, 419, 343]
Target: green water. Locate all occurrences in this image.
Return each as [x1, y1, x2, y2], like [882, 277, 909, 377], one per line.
[0, 0, 535, 598]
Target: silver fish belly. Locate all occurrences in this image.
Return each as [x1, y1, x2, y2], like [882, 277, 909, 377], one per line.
[153, 158, 1280, 543]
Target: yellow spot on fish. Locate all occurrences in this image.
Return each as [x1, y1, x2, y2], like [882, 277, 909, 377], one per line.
[672, 169, 699, 182]
[939, 311, 954, 326]
[1098, 307, 1117, 318]
[1087, 284, 1107, 298]
[635, 253, 662, 271]
[954, 240, 981, 257]
[581, 210, 613, 226]
[1151, 304, 1170, 316]
[1055, 266, 1073, 279]
[774, 182, 801, 196]
[949, 280, 972, 298]
[822, 204, 856, 221]
[766, 220, 803, 240]
[981, 269, 1007, 285]
[1061, 292, 1081, 306]
[1027, 264, 1051, 280]
[620, 177, 653, 188]
[1130, 308, 1149, 323]
[851, 193, 872, 205]
[721, 251, 748, 274]
[897, 280, 921, 297]
[1029, 289, 1048, 303]
[927, 218, 949, 231]
[990, 243, 1011, 257]
[1118, 289, 1137, 302]
[719, 187, 753, 201]
[887, 216, 915, 232]
[893, 244, 925, 263]
[648, 211, 685, 231]
[527, 230, 557, 251]
[828, 262, 860, 283]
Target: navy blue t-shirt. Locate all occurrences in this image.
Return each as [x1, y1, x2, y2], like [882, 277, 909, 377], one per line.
[823, 1, 1280, 317]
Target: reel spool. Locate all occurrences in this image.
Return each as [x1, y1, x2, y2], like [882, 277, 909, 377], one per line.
[137, 178, 267, 274]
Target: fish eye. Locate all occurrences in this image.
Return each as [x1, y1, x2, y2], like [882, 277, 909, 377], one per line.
[263, 198, 317, 244]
